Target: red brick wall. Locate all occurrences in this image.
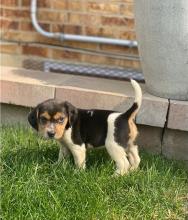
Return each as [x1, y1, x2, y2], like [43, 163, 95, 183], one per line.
[0, 0, 140, 70]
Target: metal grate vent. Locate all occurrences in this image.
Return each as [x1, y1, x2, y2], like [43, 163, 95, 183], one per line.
[44, 61, 144, 82]
[23, 59, 144, 82]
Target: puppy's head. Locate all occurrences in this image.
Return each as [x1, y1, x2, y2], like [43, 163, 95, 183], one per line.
[28, 99, 78, 140]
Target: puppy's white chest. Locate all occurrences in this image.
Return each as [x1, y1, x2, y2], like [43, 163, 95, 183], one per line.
[62, 128, 85, 150]
[62, 128, 73, 145]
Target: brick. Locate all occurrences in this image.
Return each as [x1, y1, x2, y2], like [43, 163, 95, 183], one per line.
[87, 2, 119, 14]
[52, 24, 82, 35]
[168, 100, 188, 131]
[85, 26, 116, 38]
[68, 1, 84, 11]
[63, 25, 82, 35]
[100, 44, 132, 53]
[21, 0, 51, 8]
[22, 45, 49, 58]
[0, 42, 21, 54]
[119, 31, 136, 40]
[120, 4, 134, 18]
[1, 0, 18, 6]
[20, 21, 35, 31]
[68, 13, 100, 26]
[82, 54, 109, 65]
[21, 0, 30, 7]
[1, 8, 30, 19]
[163, 129, 188, 161]
[84, 26, 102, 37]
[101, 16, 134, 27]
[120, 0, 133, 2]
[130, 47, 139, 55]
[38, 0, 51, 8]
[1, 80, 55, 107]
[0, 19, 19, 30]
[81, 53, 124, 68]
[118, 59, 141, 70]
[64, 41, 99, 50]
[0, 8, 2, 16]
[130, 60, 141, 70]
[101, 57, 118, 67]
[52, 0, 67, 10]
[100, 27, 119, 38]
[20, 21, 50, 32]
[1, 8, 17, 17]
[38, 11, 67, 22]
[52, 49, 82, 61]
[1, 31, 39, 42]
[98, 46, 140, 66]
[33, 34, 62, 46]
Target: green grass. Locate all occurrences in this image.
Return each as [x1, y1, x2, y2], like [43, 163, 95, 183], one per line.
[1, 125, 188, 220]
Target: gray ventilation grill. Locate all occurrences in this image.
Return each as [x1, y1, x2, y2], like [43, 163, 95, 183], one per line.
[44, 61, 144, 82]
[23, 59, 144, 82]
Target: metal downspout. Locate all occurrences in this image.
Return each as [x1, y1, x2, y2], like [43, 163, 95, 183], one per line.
[31, 0, 138, 47]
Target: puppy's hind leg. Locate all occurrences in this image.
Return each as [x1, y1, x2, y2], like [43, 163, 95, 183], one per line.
[127, 144, 140, 171]
[106, 143, 130, 176]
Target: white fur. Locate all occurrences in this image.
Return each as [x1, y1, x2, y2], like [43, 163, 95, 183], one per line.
[105, 113, 130, 175]
[130, 79, 142, 111]
[62, 128, 86, 169]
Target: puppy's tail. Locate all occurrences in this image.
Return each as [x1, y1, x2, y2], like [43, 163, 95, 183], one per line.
[124, 79, 142, 119]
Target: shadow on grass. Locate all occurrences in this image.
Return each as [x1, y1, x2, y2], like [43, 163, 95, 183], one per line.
[2, 145, 112, 170]
[2, 142, 187, 176]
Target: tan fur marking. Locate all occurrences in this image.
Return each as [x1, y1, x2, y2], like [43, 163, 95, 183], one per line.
[128, 117, 138, 142]
[55, 117, 68, 140]
[53, 112, 65, 120]
[40, 111, 51, 120]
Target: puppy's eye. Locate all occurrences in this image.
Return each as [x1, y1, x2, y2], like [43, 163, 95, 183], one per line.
[40, 117, 47, 124]
[58, 117, 64, 123]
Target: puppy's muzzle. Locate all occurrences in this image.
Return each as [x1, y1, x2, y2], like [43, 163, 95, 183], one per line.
[47, 131, 55, 138]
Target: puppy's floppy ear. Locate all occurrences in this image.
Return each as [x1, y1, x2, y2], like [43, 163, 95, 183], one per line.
[63, 101, 78, 126]
[28, 107, 39, 131]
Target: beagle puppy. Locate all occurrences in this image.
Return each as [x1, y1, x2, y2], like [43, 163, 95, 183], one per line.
[28, 79, 142, 176]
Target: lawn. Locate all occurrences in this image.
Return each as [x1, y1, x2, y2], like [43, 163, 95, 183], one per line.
[1, 125, 188, 220]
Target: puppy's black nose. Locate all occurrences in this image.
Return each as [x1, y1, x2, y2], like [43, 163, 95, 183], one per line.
[47, 131, 55, 138]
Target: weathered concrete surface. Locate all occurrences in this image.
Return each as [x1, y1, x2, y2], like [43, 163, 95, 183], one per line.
[56, 86, 134, 112]
[1, 80, 55, 107]
[136, 95, 169, 128]
[137, 125, 163, 154]
[1, 67, 170, 128]
[168, 100, 188, 131]
[1, 103, 29, 125]
[162, 128, 188, 161]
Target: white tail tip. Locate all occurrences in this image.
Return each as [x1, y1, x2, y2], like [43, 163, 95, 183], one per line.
[130, 79, 142, 110]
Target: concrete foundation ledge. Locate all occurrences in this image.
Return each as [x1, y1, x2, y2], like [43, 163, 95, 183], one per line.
[1, 67, 188, 161]
[163, 128, 188, 161]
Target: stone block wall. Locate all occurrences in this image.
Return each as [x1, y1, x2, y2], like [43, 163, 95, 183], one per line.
[0, 0, 141, 70]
